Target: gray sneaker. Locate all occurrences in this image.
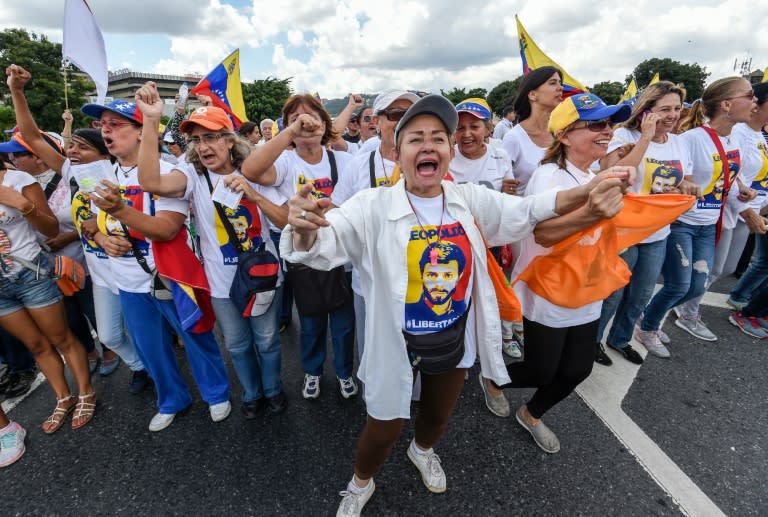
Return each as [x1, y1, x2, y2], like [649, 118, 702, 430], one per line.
[478, 373, 510, 417]
[636, 314, 670, 344]
[675, 316, 717, 341]
[633, 329, 671, 358]
[727, 297, 747, 310]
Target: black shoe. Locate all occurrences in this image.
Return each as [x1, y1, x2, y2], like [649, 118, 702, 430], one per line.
[129, 369, 150, 394]
[4, 370, 36, 398]
[0, 367, 11, 394]
[266, 391, 287, 414]
[241, 398, 267, 419]
[595, 342, 613, 366]
[616, 344, 644, 365]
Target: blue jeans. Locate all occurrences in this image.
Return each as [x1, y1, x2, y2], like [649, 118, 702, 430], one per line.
[92, 284, 144, 371]
[731, 232, 768, 304]
[642, 222, 716, 332]
[0, 255, 61, 317]
[211, 296, 283, 402]
[598, 240, 667, 349]
[120, 290, 230, 414]
[299, 299, 355, 378]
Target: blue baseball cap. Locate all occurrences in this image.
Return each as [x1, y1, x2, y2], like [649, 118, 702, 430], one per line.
[0, 132, 63, 155]
[548, 93, 631, 134]
[455, 98, 492, 120]
[81, 99, 144, 125]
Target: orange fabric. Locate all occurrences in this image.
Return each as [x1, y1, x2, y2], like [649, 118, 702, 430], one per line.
[516, 193, 695, 309]
[475, 224, 522, 321]
[53, 255, 86, 296]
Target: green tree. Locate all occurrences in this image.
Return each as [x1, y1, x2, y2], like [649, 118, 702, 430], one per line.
[242, 77, 292, 123]
[590, 81, 624, 104]
[487, 76, 523, 116]
[0, 106, 15, 140]
[627, 58, 710, 101]
[0, 28, 94, 132]
[439, 87, 487, 105]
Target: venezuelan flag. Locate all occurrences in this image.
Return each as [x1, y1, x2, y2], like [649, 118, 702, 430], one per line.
[153, 227, 215, 334]
[192, 49, 249, 129]
[620, 79, 638, 103]
[649, 72, 660, 85]
[515, 15, 588, 97]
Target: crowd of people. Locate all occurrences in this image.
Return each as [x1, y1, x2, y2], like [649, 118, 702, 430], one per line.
[0, 61, 766, 516]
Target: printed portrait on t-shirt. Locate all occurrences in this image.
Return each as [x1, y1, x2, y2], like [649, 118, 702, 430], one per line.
[404, 223, 472, 331]
[640, 158, 683, 194]
[215, 199, 263, 265]
[700, 150, 741, 209]
[296, 172, 334, 199]
[71, 192, 105, 258]
[750, 141, 768, 193]
[97, 185, 150, 256]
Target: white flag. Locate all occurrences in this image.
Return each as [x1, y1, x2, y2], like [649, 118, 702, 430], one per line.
[63, 0, 108, 104]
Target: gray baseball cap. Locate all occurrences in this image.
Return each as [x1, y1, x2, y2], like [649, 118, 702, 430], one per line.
[394, 94, 458, 144]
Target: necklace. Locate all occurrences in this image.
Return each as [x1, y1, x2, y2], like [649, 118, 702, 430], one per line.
[117, 163, 137, 178]
[379, 151, 392, 185]
[406, 189, 446, 266]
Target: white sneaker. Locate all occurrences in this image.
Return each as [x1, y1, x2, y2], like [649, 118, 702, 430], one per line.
[336, 478, 375, 517]
[148, 412, 176, 432]
[407, 440, 446, 493]
[338, 376, 358, 399]
[209, 401, 232, 422]
[302, 374, 321, 399]
[636, 314, 670, 344]
[502, 339, 523, 359]
[633, 329, 671, 358]
[0, 421, 26, 467]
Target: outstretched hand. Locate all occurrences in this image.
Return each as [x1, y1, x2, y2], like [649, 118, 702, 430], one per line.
[288, 184, 331, 234]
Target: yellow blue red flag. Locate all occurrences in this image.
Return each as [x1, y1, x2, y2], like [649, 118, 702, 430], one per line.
[515, 15, 587, 96]
[192, 49, 248, 129]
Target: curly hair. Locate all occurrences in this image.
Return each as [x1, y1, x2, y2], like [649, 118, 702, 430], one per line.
[186, 131, 253, 175]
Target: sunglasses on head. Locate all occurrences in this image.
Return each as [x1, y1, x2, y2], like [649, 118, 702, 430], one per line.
[572, 118, 612, 132]
[378, 108, 408, 122]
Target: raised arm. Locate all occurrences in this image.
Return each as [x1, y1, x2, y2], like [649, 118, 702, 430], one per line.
[6, 65, 66, 174]
[134, 81, 188, 197]
[241, 113, 324, 185]
[330, 94, 364, 152]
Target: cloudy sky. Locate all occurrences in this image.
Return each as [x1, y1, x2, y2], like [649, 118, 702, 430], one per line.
[0, 0, 765, 98]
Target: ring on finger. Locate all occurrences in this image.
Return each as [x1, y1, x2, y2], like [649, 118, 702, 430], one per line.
[299, 209, 307, 219]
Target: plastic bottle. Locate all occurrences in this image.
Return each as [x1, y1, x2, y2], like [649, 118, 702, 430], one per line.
[176, 82, 189, 109]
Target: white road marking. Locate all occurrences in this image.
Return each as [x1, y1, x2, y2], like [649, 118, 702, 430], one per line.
[2, 372, 46, 413]
[577, 288, 729, 516]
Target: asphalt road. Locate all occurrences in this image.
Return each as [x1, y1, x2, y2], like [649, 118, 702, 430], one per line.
[2, 275, 764, 516]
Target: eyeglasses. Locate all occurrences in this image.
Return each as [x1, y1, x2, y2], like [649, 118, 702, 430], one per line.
[8, 152, 31, 161]
[188, 133, 231, 146]
[100, 119, 135, 130]
[378, 108, 408, 122]
[361, 115, 373, 123]
[730, 90, 755, 101]
[572, 119, 612, 132]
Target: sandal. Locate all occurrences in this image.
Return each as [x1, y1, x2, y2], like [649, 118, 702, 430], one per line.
[71, 392, 97, 430]
[41, 396, 76, 435]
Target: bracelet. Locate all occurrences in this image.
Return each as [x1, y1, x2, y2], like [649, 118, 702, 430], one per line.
[19, 202, 35, 217]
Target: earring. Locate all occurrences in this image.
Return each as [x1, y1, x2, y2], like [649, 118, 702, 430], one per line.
[230, 149, 235, 162]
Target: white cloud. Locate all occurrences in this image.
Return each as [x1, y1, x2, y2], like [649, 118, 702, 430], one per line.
[1, 0, 765, 99]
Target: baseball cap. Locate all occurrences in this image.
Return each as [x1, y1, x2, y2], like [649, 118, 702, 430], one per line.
[0, 132, 63, 155]
[455, 98, 492, 120]
[81, 99, 144, 125]
[180, 106, 234, 133]
[373, 89, 420, 113]
[394, 94, 458, 144]
[548, 93, 631, 134]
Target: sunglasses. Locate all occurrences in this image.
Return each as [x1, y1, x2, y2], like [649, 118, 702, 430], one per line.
[100, 119, 136, 130]
[361, 115, 373, 123]
[377, 108, 408, 122]
[572, 119, 612, 132]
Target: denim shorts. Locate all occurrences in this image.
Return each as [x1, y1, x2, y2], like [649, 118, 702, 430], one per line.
[0, 255, 62, 317]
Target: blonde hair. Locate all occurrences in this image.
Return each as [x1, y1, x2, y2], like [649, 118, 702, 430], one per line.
[541, 139, 569, 171]
[187, 132, 253, 175]
[622, 81, 686, 131]
[678, 76, 747, 132]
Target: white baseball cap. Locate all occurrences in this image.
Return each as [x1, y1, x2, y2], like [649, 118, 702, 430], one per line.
[372, 89, 420, 113]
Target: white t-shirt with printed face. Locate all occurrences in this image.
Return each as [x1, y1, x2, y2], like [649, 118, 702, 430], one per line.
[679, 127, 743, 226]
[514, 161, 602, 327]
[62, 159, 113, 289]
[180, 165, 279, 298]
[733, 123, 768, 216]
[449, 145, 514, 191]
[37, 169, 84, 263]
[273, 148, 353, 199]
[0, 170, 42, 276]
[332, 147, 396, 206]
[99, 161, 189, 293]
[404, 192, 476, 369]
[608, 127, 689, 242]
[500, 124, 547, 196]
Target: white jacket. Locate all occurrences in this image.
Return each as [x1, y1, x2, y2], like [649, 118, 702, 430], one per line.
[280, 180, 558, 420]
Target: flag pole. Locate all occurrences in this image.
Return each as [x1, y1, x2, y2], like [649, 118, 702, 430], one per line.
[62, 60, 70, 110]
